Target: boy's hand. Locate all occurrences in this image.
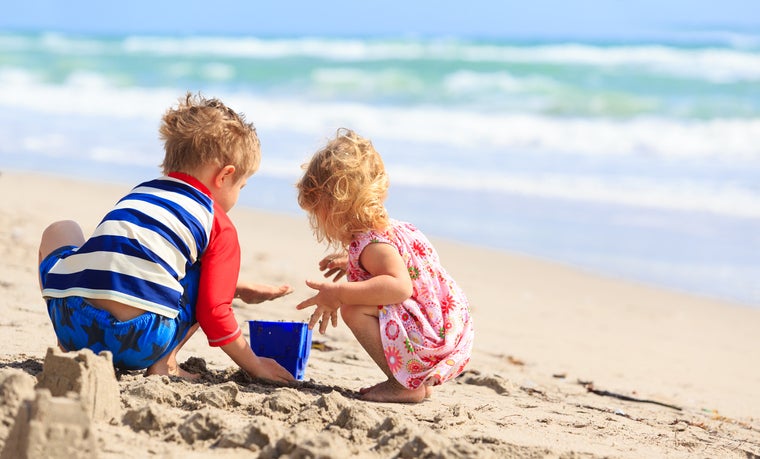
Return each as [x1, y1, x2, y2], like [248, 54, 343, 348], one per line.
[250, 356, 296, 383]
[235, 282, 293, 304]
[319, 253, 348, 282]
[221, 336, 295, 384]
[296, 280, 341, 334]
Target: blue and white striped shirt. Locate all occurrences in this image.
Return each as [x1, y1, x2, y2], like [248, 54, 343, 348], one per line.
[42, 175, 215, 318]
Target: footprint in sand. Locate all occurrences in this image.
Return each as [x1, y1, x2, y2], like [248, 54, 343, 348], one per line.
[456, 370, 511, 395]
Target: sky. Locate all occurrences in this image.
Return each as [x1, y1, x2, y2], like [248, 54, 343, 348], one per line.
[0, 0, 758, 40]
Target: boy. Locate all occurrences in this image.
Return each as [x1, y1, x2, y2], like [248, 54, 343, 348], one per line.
[38, 93, 294, 382]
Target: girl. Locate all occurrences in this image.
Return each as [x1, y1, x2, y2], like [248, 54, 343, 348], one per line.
[295, 128, 474, 403]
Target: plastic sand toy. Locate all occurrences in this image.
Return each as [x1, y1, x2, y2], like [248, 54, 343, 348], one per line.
[248, 320, 313, 380]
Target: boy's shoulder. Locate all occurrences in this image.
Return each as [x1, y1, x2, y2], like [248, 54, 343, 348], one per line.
[131, 174, 214, 207]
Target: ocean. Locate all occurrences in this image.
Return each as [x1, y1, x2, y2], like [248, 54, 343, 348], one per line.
[0, 30, 758, 306]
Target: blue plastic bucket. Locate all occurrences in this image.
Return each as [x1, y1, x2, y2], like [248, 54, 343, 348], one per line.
[248, 320, 312, 380]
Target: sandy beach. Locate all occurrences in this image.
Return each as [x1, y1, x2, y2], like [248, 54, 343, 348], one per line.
[1, 169, 758, 458]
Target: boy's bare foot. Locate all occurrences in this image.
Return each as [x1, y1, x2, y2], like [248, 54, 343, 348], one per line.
[359, 378, 426, 403]
[173, 366, 200, 380]
[145, 362, 200, 380]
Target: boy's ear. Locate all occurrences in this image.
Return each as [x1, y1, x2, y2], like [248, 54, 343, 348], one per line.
[214, 165, 236, 187]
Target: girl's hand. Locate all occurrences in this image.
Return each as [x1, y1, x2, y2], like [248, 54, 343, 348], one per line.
[295, 279, 341, 334]
[235, 282, 293, 304]
[319, 253, 348, 282]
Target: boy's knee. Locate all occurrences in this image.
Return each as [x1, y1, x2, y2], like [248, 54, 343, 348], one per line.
[41, 220, 82, 241]
[44, 219, 80, 232]
[39, 220, 86, 263]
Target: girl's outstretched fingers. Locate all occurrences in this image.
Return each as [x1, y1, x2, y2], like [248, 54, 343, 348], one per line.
[318, 254, 347, 282]
[304, 279, 325, 291]
[296, 280, 340, 333]
[295, 280, 319, 311]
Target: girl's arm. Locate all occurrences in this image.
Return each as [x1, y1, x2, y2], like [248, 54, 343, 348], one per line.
[343, 242, 412, 304]
[297, 243, 412, 333]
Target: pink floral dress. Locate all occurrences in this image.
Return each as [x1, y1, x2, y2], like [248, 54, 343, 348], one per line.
[347, 219, 475, 389]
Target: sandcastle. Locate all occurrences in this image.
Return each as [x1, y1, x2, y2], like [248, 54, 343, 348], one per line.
[36, 347, 121, 422]
[0, 348, 122, 459]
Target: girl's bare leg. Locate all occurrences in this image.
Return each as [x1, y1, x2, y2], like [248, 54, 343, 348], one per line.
[340, 305, 426, 403]
[145, 324, 201, 379]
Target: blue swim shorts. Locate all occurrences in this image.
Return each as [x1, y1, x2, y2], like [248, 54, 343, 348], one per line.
[39, 245, 198, 370]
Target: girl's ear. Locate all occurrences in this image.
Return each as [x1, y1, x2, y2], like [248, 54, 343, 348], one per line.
[214, 165, 236, 187]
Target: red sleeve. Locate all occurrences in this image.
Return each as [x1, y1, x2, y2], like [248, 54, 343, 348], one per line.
[196, 202, 242, 347]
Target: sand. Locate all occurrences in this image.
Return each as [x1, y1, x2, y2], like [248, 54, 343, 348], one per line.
[0, 170, 758, 458]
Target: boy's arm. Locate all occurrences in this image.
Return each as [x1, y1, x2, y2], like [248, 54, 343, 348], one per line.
[235, 282, 293, 304]
[196, 206, 293, 382]
[221, 335, 294, 383]
[195, 214, 244, 347]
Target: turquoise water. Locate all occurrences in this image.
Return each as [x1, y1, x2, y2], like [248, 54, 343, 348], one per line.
[0, 31, 759, 306]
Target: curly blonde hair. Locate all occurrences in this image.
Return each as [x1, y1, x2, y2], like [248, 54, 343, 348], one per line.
[159, 92, 260, 181]
[297, 128, 390, 247]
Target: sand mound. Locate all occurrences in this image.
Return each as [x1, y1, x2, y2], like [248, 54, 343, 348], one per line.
[2, 171, 760, 458]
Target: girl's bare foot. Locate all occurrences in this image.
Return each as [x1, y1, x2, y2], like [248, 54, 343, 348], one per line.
[361, 381, 433, 399]
[358, 381, 381, 395]
[359, 378, 426, 403]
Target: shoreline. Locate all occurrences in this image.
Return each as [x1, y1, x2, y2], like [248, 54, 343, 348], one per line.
[1, 169, 759, 457]
[4, 164, 758, 310]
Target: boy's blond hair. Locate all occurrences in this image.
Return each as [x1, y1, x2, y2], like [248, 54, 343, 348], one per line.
[297, 128, 389, 247]
[160, 92, 260, 181]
